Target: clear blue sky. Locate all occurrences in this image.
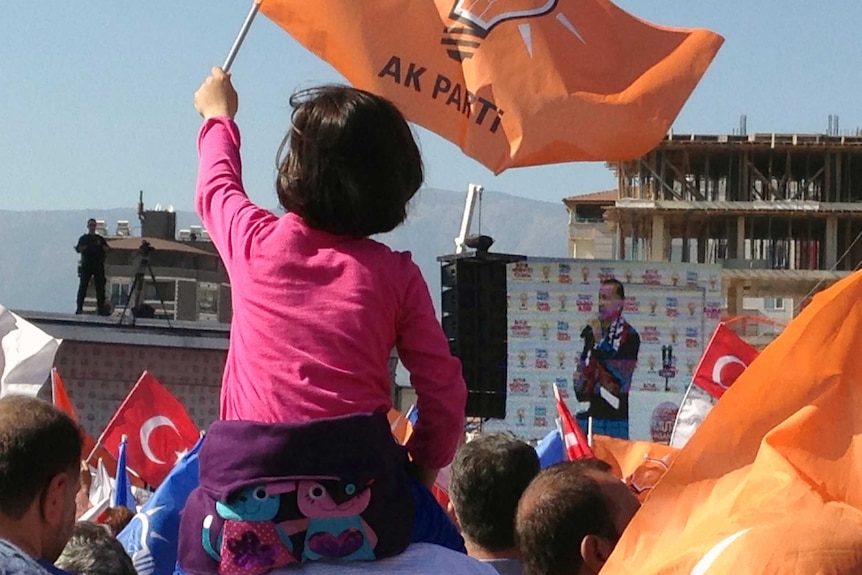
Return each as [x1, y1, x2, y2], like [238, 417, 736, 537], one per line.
[2, 1, 860, 213]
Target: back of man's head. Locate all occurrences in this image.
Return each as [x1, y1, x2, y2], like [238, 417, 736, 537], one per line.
[516, 459, 638, 575]
[55, 521, 136, 575]
[449, 432, 540, 552]
[0, 395, 82, 519]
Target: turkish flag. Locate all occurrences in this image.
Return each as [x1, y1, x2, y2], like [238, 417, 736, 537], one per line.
[553, 383, 594, 460]
[95, 371, 200, 487]
[692, 323, 759, 400]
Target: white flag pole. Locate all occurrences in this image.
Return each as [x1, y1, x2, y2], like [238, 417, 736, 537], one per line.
[587, 416, 594, 448]
[223, 1, 263, 73]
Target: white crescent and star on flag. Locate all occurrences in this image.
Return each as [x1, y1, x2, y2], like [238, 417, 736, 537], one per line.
[139, 416, 187, 465]
[711, 355, 749, 390]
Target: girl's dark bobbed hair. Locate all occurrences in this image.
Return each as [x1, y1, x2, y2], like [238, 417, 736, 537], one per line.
[276, 85, 424, 237]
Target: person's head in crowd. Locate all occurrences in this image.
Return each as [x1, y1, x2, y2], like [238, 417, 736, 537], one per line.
[449, 432, 540, 561]
[101, 506, 135, 537]
[276, 84, 424, 238]
[0, 396, 82, 563]
[55, 521, 136, 575]
[515, 459, 640, 575]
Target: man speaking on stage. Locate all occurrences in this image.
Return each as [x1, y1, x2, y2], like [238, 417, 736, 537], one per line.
[574, 278, 640, 439]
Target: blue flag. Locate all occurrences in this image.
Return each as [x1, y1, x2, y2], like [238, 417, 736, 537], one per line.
[535, 428, 565, 469]
[405, 404, 419, 426]
[113, 437, 136, 510]
[118, 435, 204, 575]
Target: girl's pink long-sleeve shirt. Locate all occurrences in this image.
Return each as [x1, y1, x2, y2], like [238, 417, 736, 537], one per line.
[196, 117, 466, 469]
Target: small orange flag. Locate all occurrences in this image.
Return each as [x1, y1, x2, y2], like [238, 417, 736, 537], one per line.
[387, 407, 415, 446]
[592, 435, 677, 503]
[601, 271, 862, 574]
[52, 368, 98, 458]
[258, 0, 723, 172]
[51, 368, 79, 421]
[52, 369, 137, 485]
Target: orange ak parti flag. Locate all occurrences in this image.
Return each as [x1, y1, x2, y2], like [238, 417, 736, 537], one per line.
[257, 0, 724, 173]
[601, 271, 862, 574]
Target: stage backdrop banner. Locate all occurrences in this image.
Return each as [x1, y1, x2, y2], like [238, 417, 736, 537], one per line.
[483, 258, 721, 443]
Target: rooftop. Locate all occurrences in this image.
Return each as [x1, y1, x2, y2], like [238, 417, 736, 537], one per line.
[609, 199, 862, 215]
[660, 133, 862, 149]
[563, 190, 618, 205]
[18, 311, 229, 350]
[107, 237, 217, 256]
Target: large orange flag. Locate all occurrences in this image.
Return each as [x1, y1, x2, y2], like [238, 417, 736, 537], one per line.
[602, 271, 862, 574]
[258, 0, 723, 173]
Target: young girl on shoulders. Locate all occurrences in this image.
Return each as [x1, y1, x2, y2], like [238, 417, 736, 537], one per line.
[193, 67, 466, 485]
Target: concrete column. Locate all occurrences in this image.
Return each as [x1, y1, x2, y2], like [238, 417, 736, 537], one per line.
[650, 214, 666, 261]
[618, 224, 626, 260]
[697, 233, 707, 264]
[726, 284, 743, 317]
[825, 216, 838, 269]
[737, 216, 746, 259]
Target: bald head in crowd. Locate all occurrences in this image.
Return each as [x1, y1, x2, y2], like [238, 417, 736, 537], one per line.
[515, 459, 640, 575]
[0, 395, 83, 568]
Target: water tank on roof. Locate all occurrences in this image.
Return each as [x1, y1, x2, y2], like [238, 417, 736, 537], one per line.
[141, 210, 177, 240]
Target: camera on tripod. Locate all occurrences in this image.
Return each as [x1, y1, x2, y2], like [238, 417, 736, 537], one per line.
[138, 240, 155, 261]
[118, 239, 169, 325]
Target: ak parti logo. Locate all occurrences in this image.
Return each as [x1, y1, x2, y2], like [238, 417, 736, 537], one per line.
[442, 0, 571, 60]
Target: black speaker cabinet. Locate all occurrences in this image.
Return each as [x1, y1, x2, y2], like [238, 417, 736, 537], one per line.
[438, 253, 525, 419]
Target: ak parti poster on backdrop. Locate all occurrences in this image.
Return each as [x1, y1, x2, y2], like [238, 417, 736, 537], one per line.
[482, 258, 722, 443]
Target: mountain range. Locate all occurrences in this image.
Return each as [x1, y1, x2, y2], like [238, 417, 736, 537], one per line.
[1, 188, 569, 315]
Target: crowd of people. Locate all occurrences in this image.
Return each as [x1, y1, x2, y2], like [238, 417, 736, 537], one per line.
[0, 395, 643, 575]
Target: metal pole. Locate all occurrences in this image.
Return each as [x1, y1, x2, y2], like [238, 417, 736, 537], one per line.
[223, 1, 263, 73]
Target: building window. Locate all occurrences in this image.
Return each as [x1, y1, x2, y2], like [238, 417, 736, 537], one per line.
[764, 297, 784, 311]
[197, 282, 219, 320]
[574, 205, 605, 223]
[143, 280, 176, 304]
[109, 282, 131, 306]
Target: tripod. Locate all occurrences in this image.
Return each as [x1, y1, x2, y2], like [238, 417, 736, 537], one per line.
[118, 242, 172, 327]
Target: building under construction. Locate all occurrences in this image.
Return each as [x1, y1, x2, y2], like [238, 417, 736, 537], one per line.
[599, 130, 862, 316]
